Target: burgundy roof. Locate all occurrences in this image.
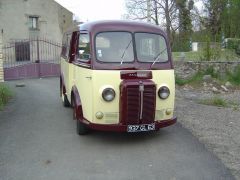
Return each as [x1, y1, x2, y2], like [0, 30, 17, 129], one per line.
[79, 20, 166, 36]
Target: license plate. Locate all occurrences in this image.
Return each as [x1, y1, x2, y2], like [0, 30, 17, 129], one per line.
[127, 123, 155, 132]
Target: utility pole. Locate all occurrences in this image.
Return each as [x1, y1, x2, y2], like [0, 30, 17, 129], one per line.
[147, 0, 151, 23]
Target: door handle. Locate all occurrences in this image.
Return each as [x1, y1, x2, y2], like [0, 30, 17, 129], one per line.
[85, 76, 92, 80]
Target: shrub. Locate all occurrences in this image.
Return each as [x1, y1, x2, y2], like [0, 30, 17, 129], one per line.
[236, 44, 240, 56]
[226, 65, 240, 85]
[199, 39, 221, 61]
[225, 38, 240, 50]
[0, 84, 12, 110]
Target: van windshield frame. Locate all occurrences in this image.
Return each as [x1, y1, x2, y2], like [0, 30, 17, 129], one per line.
[95, 31, 134, 63]
[135, 32, 169, 63]
[94, 31, 169, 64]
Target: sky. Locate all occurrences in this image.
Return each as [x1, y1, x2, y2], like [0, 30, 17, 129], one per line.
[55, 0, 126, 22]
[54, 0, 204, 24]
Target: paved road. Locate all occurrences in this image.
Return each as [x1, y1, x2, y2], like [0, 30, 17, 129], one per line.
[0, 78, 234, 180]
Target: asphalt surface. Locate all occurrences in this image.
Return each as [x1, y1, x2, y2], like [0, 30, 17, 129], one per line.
[0, 78, 234, 180]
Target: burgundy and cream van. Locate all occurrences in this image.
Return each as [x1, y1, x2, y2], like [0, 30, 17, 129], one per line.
[60, 20, 177, 135]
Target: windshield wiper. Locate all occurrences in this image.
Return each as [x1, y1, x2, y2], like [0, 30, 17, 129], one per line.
[120, 40, 132, 65]
[150, 48, 167, 69]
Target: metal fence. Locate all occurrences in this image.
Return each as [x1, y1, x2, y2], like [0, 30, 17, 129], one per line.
[2, 38, 62, 80]
[3, 38, 62, 68]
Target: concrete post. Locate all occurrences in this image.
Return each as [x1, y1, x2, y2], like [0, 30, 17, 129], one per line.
[147, 0, 151, 23]
[0, 34, 4, 82]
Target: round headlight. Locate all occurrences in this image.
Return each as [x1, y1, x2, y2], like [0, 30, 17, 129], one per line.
[102, 88, 115, 102]
[158, 86, 170, 99]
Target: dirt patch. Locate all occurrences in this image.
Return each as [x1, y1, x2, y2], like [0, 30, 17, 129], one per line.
[176, 87, 240, 179]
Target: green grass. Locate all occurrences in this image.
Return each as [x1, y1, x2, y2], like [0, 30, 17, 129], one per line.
[176, 65, 240, 88]
[172, 49, 239, 61]
[199, 96, 228, 107]
[226, 66, 240, 85]
[0, 84, 12, 110]
[175, 72, 203, 86]
[173, 51, 201, 61]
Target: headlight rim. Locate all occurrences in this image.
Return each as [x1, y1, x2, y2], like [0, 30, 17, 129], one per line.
[102, 88, 116, 102]
[158, 86, 170, 99]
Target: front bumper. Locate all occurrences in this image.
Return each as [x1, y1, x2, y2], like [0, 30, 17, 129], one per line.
[82, 117, 177, 132]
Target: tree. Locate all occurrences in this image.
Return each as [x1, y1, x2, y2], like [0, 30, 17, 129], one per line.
[125, 0, 180, 46]
[202, 0, 227, 41]
[221, 0, 240, 38]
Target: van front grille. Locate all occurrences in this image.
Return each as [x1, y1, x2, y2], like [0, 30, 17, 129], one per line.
[120, 80, 156, 125]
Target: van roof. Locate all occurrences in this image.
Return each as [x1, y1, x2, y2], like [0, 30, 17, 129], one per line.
[76, 20, 166, 35]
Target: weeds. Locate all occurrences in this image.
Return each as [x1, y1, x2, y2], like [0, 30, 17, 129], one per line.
[199, 96, 227, 107]
[176, 72, 203, 86]
[226, 66, 240, 85]
[0, 84, 12, 110]
[176, 65, 240, 87]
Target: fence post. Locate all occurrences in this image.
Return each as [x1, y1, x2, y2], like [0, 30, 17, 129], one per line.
[36, 37, 40, 63]
[0, 34, 4, 82]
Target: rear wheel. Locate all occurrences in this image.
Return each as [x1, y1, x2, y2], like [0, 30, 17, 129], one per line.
[62, 93, 71, 107]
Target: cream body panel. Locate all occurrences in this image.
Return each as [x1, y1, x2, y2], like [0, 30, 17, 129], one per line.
[74, 66, 93, 121]
[91, 70, 121, 124]
[152, 70, 175, 120]
[61, 58, 74, 101]
[65, 66, 175, 124]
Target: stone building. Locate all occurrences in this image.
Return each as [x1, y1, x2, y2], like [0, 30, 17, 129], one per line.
[0, 0, 73, 44]
[0, 0, 74, 81]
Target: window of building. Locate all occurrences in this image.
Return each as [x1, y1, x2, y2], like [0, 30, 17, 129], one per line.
[29, 16, 39, 30]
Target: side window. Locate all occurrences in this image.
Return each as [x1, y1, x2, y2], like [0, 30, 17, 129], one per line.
[77, 33, 90, 61]
[66, 34, 71, 58]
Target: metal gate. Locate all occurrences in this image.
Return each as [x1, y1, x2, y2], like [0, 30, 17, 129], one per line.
[2, 38, 61, 80]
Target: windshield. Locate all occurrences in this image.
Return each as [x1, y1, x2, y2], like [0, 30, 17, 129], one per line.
[135, 33, 168, 62]
[95, 32, 134, 62]
[95, 32, 168, 63]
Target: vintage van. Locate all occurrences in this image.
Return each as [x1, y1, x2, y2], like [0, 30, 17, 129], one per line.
[60, 20, 177, 135]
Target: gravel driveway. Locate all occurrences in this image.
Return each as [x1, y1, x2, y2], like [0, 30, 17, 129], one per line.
[176, 88, 240, 180]
[0, 78, 235, 180]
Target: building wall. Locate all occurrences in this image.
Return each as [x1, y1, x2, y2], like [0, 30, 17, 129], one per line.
[57, 5, 74, 34]
[0, 0, 73, 44]
[0, 34, 3, 82]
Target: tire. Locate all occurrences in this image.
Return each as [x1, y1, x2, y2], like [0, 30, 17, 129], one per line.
[76, 119, 89, 135]
[72, 97, 89, 135]
[62, 93, 70, 107]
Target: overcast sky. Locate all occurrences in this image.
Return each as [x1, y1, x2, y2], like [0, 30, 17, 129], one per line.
[54, 0, 204, 24]
[55, 0, 126, 22]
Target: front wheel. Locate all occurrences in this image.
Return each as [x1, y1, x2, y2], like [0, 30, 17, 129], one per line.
[76, 119, 89, 135]
[72, 97, 89, 135]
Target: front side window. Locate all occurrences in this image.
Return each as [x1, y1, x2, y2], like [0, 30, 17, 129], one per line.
[77, 33, 90, 61]
[95, 32, 134, 63]
[135, 33, 168, 62]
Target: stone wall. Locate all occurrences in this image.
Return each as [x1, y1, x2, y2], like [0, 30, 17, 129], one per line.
[174, 61, 240, 79]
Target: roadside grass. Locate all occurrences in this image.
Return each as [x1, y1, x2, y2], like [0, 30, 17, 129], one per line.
[226, 66, 240, 86]
[175, 72, 204, 87]
[198, 96, 240, 110]
[176, 65, 240, 88]
[199, 96, 227, 107]
[172, 49, 239, 61]
[0, 83, 13, 110]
